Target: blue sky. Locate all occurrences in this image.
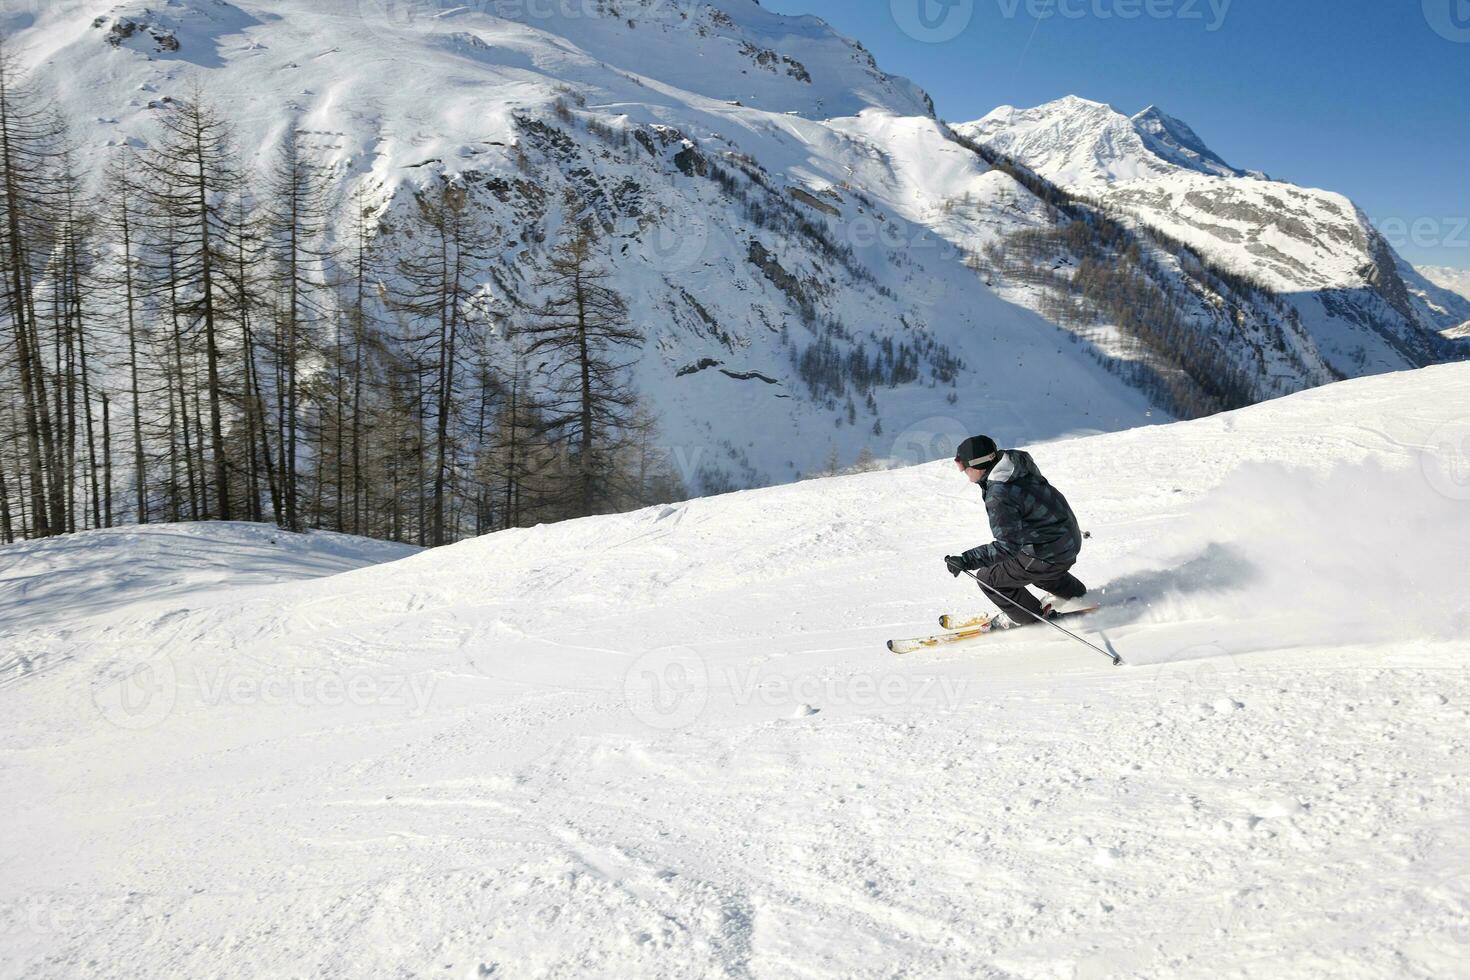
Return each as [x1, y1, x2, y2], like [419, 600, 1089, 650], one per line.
[762, 0, 1470, 271]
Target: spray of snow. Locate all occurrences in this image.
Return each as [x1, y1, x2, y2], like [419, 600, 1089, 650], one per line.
[1115, 459, 1470, 658]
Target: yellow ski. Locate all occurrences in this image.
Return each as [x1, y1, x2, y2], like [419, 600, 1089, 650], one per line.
[887, 618, 999, 655]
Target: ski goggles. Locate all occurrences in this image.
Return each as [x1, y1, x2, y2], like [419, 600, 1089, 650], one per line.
[955, 452, 999, 471]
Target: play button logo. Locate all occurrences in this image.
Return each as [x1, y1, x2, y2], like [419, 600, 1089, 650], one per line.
[1425, 0, 1470, 41]
[892, 0, 975, 43]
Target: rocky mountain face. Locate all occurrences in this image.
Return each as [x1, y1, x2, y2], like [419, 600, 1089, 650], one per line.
[1130, 105, 1264, 181]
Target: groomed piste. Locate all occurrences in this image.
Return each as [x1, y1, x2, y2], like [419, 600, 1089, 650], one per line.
[4, 364, 1470, 977]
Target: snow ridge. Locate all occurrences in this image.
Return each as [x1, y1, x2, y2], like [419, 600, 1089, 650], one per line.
[964, 95, 1252, 188]
[1130, 105, 1260, 180]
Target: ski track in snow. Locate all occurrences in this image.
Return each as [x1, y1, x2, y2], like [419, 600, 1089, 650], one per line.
[3, 366, 1470, 977]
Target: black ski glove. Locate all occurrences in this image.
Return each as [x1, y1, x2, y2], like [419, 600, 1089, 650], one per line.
[944, 555, 969, 577]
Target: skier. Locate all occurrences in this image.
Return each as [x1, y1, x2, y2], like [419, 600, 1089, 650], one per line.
[943, 435, 1090, 629]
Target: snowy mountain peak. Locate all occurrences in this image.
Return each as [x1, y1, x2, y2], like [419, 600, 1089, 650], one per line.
[1048, 93, 1113, 111]
[959, 95, 1253, 188]
[1129, 104, 1259, 180]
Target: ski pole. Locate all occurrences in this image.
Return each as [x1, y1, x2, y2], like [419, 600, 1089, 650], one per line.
[963, 569, 1125, 667]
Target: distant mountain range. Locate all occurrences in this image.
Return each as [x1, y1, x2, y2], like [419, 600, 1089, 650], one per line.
[1418, 265, 1470, 302]
[961, 96, 1470, 373]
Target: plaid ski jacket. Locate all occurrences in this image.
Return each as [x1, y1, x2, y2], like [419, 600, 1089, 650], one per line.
[962, 450, 1083, 568]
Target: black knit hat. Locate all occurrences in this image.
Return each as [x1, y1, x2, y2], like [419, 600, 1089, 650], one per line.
[955, 435, 1000, 469]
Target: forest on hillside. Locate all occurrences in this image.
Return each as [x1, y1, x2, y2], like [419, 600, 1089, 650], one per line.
[0, 48, 689, 548]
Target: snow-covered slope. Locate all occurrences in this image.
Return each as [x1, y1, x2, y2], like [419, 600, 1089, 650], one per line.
[0, 521, 418, 635]
[961, 98, 1470, 378]
[5, 364, 1470, 977]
